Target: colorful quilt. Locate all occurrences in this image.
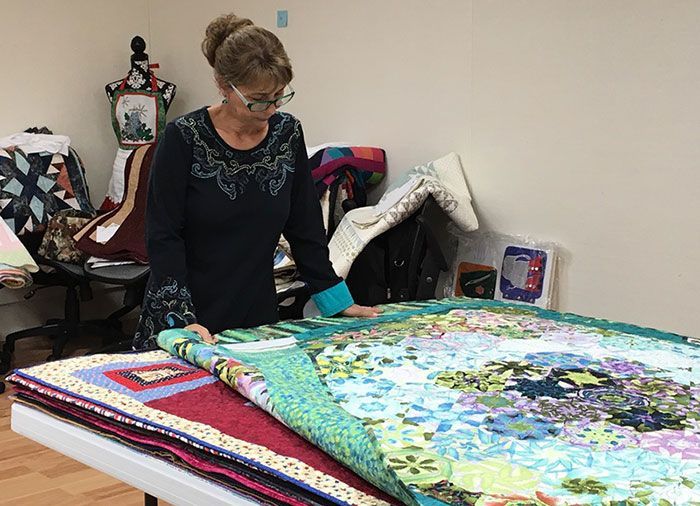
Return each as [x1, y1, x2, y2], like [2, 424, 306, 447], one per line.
[309, 146, 386, 193]
[8, 351, 395, 506]
[0, 146, 93, 238]
[157, 298, 700, 506]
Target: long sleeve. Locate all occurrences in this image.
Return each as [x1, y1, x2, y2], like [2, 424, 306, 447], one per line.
[283, 124, 354, 317]
[133, 122, 197, 349]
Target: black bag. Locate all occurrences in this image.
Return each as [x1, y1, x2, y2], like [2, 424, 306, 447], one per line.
[325, 173, 367, 240]
[345, 197, 448, 306]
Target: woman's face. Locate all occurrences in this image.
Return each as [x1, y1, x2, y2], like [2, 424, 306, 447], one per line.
[226, 81, 286, 125]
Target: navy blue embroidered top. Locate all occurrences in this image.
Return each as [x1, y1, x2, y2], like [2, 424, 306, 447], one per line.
[133, 107, 353, 349]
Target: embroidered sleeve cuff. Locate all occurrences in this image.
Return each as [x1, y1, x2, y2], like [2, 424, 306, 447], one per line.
[133, 276, 197, 350]
[311, 280, 354, 317]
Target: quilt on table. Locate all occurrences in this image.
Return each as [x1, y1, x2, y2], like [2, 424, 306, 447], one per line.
[12, 391, 294, 506]
[157, 298, 700, 506]
[7, 351, 395, 506]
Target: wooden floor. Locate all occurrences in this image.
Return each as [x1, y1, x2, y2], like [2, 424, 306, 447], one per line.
[0, 334, 168, 505]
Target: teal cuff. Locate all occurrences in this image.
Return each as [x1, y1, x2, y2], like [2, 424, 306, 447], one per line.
[311, 280, 354, 317]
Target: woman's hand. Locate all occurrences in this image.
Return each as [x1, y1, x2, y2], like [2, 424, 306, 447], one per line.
[341, 304, 383, 318]
[185, 323, 218, 344]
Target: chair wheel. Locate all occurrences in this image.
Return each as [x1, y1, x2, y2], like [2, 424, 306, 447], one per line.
[0, 382, 5, 394]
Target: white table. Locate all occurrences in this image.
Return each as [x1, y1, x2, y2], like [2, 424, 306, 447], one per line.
[12, 403, 261, 505]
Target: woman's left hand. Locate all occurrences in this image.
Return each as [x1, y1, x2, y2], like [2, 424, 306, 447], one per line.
[341, 304, 383, 318]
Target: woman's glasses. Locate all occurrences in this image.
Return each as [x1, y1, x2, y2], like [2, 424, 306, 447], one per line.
[229, 83, 295, 112]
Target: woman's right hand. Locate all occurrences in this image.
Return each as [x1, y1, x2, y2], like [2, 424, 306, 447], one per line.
[185, 323, 218, 344]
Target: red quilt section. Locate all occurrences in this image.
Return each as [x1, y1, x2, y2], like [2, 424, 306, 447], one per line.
[146, 380, 398, 503]
[104, 362, 210, 392]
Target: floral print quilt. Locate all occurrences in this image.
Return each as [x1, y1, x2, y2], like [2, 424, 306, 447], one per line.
[158, 298, 700, 506]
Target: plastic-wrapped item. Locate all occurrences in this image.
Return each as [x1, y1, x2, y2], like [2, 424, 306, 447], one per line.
[443, 227, 559, 309]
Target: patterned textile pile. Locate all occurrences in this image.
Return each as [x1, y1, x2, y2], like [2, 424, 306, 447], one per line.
[275, 237, 299, 293]
[309, 146, 386, 197]
[275, 145, 386, 294]
[0, 130, 94, 279]
[8, 351, 396, 505]
[157, 298, 700, 506]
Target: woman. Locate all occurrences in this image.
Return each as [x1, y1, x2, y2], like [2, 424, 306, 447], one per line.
[133, 13, 379, 350]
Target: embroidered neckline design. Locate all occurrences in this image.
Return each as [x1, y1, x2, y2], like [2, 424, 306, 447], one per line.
[176, 110, 299, 200]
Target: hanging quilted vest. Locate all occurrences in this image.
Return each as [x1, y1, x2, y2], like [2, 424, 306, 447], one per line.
[102, 72, 166, 211]
[111, 73, 166, 150]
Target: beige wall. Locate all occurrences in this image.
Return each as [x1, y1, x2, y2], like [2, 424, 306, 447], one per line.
[469, 0, 700, 334]
[1, 1, 698, 337]
[148, 0, 473, 181]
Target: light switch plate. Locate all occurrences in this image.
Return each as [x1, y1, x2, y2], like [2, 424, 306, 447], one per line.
[277, 10, 288, 28]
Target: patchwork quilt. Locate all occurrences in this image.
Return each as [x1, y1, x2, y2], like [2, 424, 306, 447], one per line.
[8, 352, 395, 506]
[155, 298, 700, 506]
[0, 146, 93, 238]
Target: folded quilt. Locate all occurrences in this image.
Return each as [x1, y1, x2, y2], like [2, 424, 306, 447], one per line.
[158, 298, 700, 506]
[328, 153, 478, 278]
[0, 263, 33, 288]
[12, 389, 303, 505]
[309, 146, 386, 193]
[8, 351, 395, 506]
[275, 145, 387, 292]
[0, 217, 38, 288]
[0, 145, 94, 239]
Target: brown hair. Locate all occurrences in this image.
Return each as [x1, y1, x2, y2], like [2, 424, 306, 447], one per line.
[202, 13, 293, 90]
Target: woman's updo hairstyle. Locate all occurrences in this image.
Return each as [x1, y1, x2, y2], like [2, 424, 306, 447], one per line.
[202, 13, 293, 90]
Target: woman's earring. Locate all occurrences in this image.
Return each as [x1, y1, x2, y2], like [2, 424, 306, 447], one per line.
[222, 97, 229, 104]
